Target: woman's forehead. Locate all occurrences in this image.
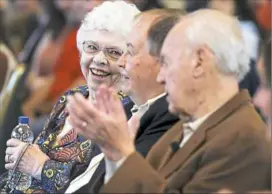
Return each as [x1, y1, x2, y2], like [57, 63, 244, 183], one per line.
[80, 30, 126, 48]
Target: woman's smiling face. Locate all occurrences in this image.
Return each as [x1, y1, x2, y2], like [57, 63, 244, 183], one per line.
[79, 30, 126, 91]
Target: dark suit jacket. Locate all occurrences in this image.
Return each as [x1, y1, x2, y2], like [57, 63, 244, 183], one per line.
[102, 90, 271, 193]
[74, 95, 180, 193]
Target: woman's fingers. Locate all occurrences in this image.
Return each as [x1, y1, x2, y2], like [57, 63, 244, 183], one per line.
[67, 95, 89, 122]
[67, 94, 101, 120]
[5, 150, 18, 170]
[5, 146, 17, 155]
[96, 89, 108, 114]
[5, 162, 15, 170]
[108, 87, 124, 115]
[6, 138, 21, 147]
[5, 139, 27, 171]
[68, 114, 87, 133]
[5, 154, 16, 164]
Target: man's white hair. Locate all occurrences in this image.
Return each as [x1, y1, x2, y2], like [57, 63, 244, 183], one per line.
[76, 0, 140, 52]
[183, 9, 250, 82]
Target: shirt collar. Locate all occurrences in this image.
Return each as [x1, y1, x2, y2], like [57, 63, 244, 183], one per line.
[183, 111, 214, 131]
[185, 97, 230, 131]
[131, 93, 166, 114]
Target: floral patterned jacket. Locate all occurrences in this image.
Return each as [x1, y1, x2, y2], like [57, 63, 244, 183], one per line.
[24, 85, 130, 193]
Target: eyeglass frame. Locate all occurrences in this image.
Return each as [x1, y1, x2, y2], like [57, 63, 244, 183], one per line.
[82, 41, 124, 61]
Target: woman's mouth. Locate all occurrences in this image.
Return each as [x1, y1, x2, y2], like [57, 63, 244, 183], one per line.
[89, 67, 111, 78]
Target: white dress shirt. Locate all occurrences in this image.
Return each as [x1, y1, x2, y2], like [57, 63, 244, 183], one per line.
[130, 93, 167, 116]
[104, 110, 213, 184]
[179, 112, 211, 148]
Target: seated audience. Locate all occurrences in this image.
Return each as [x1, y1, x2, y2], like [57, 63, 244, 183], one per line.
[68, 8, 182, 193]
[0, 43, 17, 96]
[68, 9, 271, 193]
[22, 0, 89, 130]
[4, 1, 139, 193]
[3, 0, 40, 55]
[0, 5, 17, 95]
[0, 7, 18, 174]
[0, 0, 67, 144]
[249, 0, 271, 37]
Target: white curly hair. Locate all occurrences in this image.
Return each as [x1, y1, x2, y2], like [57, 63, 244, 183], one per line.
[76, 0, 140, 52]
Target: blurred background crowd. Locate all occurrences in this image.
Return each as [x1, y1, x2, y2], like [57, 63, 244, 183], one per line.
[0, 0, 271, 174]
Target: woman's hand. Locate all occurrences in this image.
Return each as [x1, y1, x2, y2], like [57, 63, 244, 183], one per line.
[5, 139, 50, 180]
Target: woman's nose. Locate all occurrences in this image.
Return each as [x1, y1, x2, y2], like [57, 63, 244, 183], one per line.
[117, 53, 126, 69]
[93, 51, 108, 66]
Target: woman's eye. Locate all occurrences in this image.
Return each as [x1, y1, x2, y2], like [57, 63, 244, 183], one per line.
[109, 50, 122, 56]
[88, 45, 97, 50]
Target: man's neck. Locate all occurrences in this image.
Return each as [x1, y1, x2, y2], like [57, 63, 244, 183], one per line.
[192, 83, 239, 120]
[130, 89, 165, 106]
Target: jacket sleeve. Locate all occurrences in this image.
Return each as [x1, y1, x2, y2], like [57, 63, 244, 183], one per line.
[101, 152, 167, 193]
[40, 159, 74, 193]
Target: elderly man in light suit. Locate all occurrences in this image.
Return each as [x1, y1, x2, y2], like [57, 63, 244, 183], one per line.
[67, 9, 271, 193]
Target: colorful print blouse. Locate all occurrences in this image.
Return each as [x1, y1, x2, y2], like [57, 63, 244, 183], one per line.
[24, 85, 130, 193]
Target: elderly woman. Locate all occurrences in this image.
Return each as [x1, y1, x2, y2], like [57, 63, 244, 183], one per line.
[4, 1, 140, 193]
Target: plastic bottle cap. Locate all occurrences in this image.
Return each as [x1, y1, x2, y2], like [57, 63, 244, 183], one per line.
[18, 116, 29, 124]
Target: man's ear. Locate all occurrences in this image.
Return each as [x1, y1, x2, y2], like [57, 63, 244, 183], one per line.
[192, 46, 206, 79]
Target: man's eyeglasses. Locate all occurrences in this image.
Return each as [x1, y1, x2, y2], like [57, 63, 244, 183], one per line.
[83, 41, 124, 61]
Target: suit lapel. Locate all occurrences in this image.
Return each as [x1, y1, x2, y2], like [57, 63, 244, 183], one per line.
[156, 122, 183, 170]
[135, 96, 167, 139]
[160, 124, 206, 178]
[160, 90, 251, 178]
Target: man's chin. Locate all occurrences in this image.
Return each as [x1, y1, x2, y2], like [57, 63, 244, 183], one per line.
[120, 84, 132, 95]
[168, 105, 192, 122]
[168, 104, 179, 115]
[168, 103, 187, 117]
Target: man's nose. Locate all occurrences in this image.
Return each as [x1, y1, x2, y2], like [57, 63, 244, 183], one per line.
[157, 68, 165, 85]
